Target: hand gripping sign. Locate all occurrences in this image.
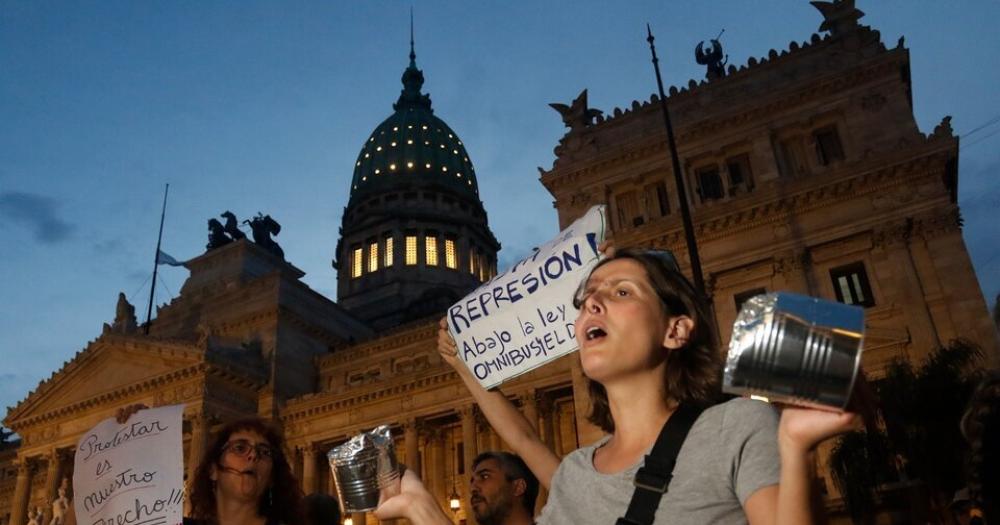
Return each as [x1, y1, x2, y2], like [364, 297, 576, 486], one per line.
[446, 205, 607, 389]
[73, 405, 185, 525]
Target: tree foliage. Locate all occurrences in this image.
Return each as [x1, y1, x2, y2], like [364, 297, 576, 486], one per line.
[828, 339, 984, 522]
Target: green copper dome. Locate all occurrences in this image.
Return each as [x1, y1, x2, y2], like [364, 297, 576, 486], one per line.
[348, 45, 478, 205]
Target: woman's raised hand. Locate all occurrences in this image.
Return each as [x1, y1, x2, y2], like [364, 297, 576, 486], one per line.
[437, 317, 463, 370]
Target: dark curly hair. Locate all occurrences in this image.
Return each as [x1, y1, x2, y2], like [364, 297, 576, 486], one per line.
[574, 248, 723, 433]
[189, 418, 303, 525]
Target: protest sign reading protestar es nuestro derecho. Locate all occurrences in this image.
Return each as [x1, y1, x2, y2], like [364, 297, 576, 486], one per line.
[73, 404, 184, 525]
[447, 205, 607, 389]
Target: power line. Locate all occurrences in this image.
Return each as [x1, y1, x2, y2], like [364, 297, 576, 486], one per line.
[129, 274, 152, 303]
[962, 126, 1000, 150]
[157, 273, 175, 302]
[962, 114, 1000, 139]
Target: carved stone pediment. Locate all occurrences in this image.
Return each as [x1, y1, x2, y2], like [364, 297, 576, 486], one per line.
[5, 337, 202, 427]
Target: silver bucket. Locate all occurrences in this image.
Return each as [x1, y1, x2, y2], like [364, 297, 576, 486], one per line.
[723, 292, 864, 410]
[327, 425, 400, 513]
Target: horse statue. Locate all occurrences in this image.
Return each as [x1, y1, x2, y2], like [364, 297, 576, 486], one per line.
[695, 30, 728, 80]
[220, 211, 246, 241]
[244, 213, 284, 259]
[207, 218, 231, 250]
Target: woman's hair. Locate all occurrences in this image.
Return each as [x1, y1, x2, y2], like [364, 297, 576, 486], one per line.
[576, 248, 723, 433]
[189, 417, 303, 525]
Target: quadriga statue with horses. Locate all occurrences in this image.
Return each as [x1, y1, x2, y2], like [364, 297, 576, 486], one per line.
[205, 211, 284, 260]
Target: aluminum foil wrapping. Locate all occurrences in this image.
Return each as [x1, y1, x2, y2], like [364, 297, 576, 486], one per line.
[327, 425, 400, 513]
[723, 291, 864, 410]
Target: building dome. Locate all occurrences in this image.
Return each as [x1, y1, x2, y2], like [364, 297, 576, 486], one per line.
[348, 100, 479, 206]
[335, 39, 500, 331]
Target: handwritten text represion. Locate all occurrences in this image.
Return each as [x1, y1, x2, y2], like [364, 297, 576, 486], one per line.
[448, 234, 598, 336]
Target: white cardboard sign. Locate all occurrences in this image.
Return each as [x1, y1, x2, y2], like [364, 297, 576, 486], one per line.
[447, 205, 607, 389]
[73, 404, 185, 525]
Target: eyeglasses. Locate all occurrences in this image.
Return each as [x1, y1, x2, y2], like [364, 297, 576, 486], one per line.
[222, 439, 273, 460]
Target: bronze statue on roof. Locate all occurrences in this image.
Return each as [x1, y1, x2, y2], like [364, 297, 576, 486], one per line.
[696, 30, 728, 81]
[550, 89, 603, 135]
[245, 212, 284, 259]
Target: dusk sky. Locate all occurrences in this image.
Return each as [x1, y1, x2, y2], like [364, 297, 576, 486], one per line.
[2, 1, 998, 423]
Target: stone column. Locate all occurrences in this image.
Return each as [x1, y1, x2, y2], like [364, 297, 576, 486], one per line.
[301, 445, 318, 495]
[874, 221, 944, 351]
[459, 405, 477, 478]
[773, 249, 816, 296]
[10, 457, 36, 525]
[428, 429, 446, 503]
[44, 449, 65, 502]
[187, 414, 209, 482]
[403, 419, 421, 474]
[520, 390, 539, 434]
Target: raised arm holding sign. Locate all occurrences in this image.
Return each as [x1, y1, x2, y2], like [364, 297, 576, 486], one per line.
[445, 205, 607, 389]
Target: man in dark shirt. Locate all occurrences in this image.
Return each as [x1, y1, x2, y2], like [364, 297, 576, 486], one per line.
[469, 452, 538, 525]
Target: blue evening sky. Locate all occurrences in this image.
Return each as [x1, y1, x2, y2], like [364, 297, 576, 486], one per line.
[2, 1, 998, 420]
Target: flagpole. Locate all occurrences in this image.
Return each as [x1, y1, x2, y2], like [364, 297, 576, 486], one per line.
[646, 25, 706, 297]
[145, 183, 169, 334]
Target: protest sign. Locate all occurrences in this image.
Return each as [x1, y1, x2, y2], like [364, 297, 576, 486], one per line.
[73, 404, 185, 525]
[447, 205, 607, 389]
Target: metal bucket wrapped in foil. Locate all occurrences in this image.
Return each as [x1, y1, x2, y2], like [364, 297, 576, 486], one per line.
[327, 425, 400, 513]
[723, 292, 864, 410]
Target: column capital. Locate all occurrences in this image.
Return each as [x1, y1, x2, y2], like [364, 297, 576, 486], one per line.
[457, 404, 476, 420]
[298, 443, 319, 458]
[15, 456, 39, 475]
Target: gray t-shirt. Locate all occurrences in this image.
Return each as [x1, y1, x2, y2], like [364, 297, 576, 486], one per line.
[536, 398, 780, 525]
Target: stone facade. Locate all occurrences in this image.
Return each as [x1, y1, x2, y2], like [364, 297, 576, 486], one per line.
[2, 3, 997, 525]
[539, 0, 997, 511]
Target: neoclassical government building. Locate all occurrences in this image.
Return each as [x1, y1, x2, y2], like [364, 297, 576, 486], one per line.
[2, 3, 996, 524]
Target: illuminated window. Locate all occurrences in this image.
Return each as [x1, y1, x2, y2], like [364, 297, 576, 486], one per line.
[469, 248, 477, 275]
[368, 241, 378, 273]
[405, 235, 418, 265]
[830, 262, 875, 307]
[425, 236, 439, 266]
[445, 239, 457, 269]
[384, 236, 394, 267]
[352, 247, 363, 278]
[479, 254, 487, 282]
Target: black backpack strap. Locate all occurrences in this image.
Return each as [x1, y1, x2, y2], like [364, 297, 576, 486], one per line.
[615, 404, 703, 525]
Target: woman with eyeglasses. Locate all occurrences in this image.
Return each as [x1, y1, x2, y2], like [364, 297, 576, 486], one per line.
[377, 246, 860, 524]
[186, 418, 303, 525]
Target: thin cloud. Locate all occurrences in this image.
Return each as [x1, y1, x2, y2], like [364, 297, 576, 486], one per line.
[0, 191, 74, 244]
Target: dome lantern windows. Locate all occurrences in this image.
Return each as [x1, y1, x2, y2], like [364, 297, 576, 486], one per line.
[368, 240, 379, 273]
[384, 235, 394, 267]
[425, 235, 439, 266]
[351, 246, 363, 278]
[445, 238, 457, 269]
